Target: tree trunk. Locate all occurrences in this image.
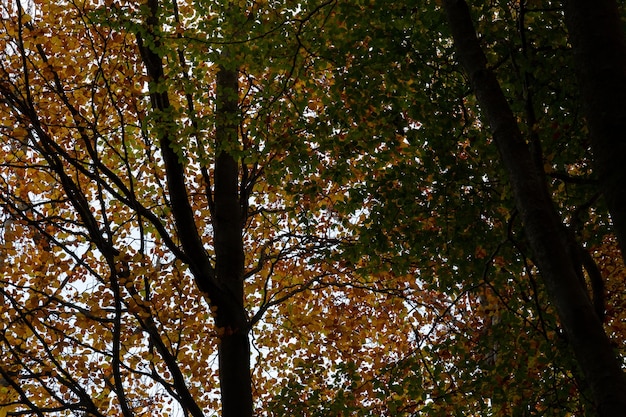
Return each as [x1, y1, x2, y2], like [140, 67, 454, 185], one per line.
[214, 61, 253, 417]
[563, 0, 626, 264]
[137, 1, 252, 415]
[442, 1, 626, 415]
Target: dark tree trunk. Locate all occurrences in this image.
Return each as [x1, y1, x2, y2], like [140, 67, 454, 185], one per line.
[443, 1, 626, 415]
[214, 62, 253, 417]
[137, 1, 252, 416]
[563, 0, 626, 264]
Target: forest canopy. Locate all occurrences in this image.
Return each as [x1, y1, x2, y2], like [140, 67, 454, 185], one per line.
[1, 0, 626, 416]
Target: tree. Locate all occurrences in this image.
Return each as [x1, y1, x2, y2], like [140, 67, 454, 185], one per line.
[1, 0, 425, 415]
[443, 0, 626, 415]
[2, 0, 626, 416]
[0, 0, 352, 415]
[262, 0, 622, 414]
[563, 0, 626, 262]
[268, 0, 626, 414]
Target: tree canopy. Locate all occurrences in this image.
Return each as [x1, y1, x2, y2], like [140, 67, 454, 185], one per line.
[1, 0, 625, 416]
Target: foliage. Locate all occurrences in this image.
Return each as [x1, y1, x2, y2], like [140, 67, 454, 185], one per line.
[0, 0, 624, 416]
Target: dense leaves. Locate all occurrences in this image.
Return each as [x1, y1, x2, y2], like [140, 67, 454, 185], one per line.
[0, 0, 625, 416]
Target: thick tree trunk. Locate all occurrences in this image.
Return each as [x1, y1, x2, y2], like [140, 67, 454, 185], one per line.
[563, 0, 626, 264]
[443, 1, 626, 415]
[214, 62, 253, 417]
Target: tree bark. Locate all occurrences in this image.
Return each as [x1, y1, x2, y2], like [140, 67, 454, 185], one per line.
[137, 1, 252, 416]
[214, 61, 253, 417]
[563, 0, 626, 264]
[443, 1, 626, 415]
